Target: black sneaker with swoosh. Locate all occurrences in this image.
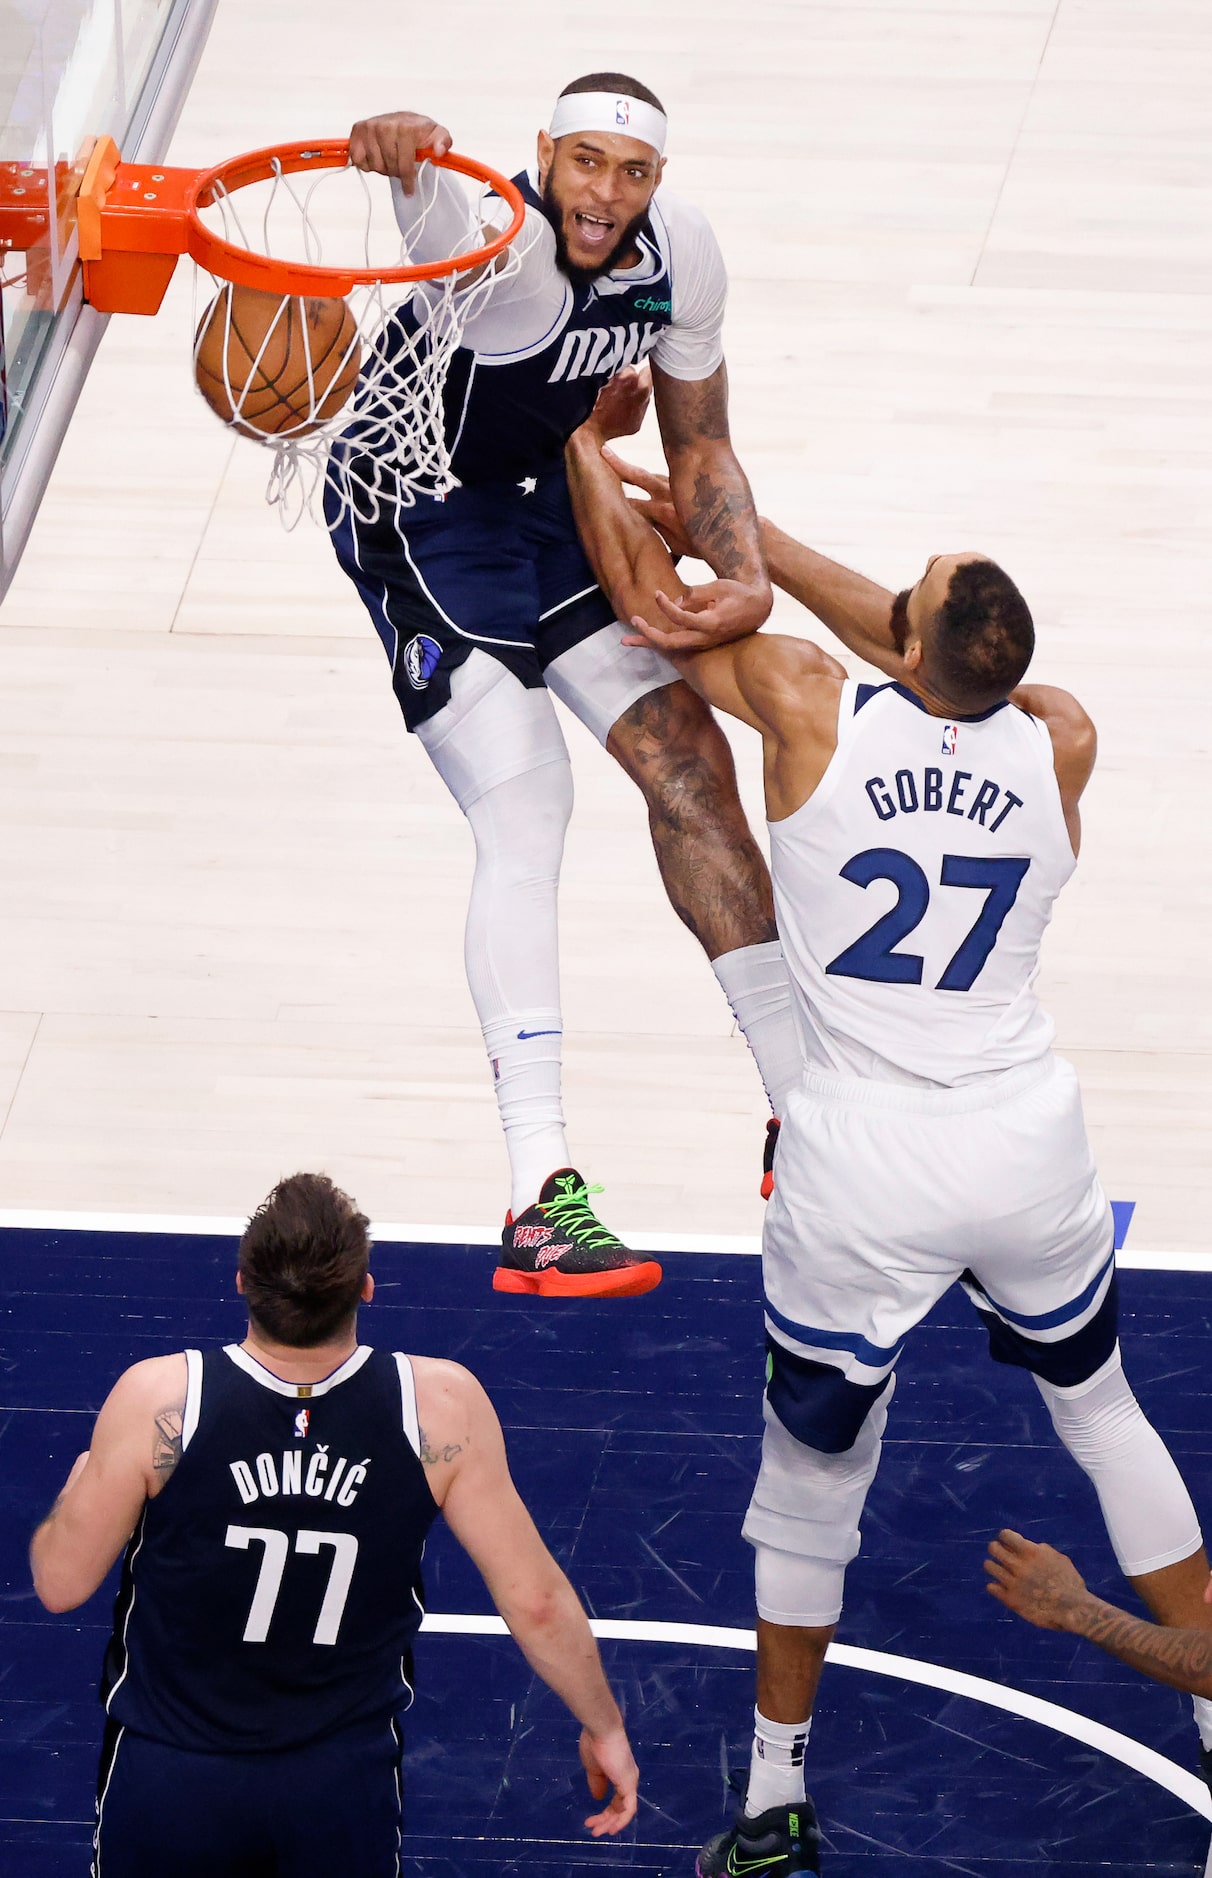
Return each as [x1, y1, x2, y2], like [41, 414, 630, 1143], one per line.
[696, 1799, 821, 1877]
[494, 1168, 663, 1299]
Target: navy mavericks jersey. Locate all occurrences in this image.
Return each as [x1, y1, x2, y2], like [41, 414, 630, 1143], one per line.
[101, 1345, 438, 1752]
[364, 173, 675, 488]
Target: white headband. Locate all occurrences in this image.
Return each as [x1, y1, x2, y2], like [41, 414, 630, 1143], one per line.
[548, 91, 667, 156]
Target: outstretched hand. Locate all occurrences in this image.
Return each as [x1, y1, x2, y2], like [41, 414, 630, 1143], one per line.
[984, 1529, 1089, 1630]
[579, 1725, 639, 1837]
[348, 112, 453, 194]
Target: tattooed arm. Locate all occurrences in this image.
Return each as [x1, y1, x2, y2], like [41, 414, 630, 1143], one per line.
[411, 1355, 639, 1837]
[649, 362, 771, 645]
[985, 1529, 1212, 1696]
[30, 1352, 186, 1613]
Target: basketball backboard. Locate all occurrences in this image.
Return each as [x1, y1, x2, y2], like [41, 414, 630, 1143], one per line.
[0, 0, 218, 600]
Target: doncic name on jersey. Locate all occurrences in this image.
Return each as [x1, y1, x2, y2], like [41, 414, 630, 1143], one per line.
[229, 1443, 371, 1507]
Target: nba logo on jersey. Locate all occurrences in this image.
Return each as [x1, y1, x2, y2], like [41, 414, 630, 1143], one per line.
[615, 98, 630, 125]
[941, 724, 960, 755]
[293, 1408, 310, 1438]
[404, 633, 442, 690]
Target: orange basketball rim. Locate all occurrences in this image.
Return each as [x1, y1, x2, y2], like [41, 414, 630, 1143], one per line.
[76, 135, 526, 314]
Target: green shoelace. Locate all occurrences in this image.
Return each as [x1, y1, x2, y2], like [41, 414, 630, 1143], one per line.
[538, 1175, 622, 1250]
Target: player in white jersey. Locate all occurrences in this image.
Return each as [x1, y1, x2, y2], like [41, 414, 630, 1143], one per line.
[566, 413, 1212, 1873]
[337, 78, 804, 1295]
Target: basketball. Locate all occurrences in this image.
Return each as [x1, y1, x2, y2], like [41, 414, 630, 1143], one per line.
[193, 283, 361, 437]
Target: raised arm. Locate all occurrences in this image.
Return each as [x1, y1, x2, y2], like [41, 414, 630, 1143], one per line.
[412, 1357, 638, 1838]
[986, 1530, 1212, 1698]
[649, 363, 772, 643]
[31, 1353, 185, 1612]
[608, 450, 903, 670]
[761, 522, 904, 675]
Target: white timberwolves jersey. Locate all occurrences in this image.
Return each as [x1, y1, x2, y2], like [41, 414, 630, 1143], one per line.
[771, 680, 1076, 1086]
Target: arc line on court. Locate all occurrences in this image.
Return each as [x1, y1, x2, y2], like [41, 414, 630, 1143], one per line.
[420, 1612, 1212, 1822]
[0, 1209, 1205, 1272]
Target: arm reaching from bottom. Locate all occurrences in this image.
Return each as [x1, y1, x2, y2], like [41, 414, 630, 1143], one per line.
[564, 400, 691, 639]
[985, 1529, 1212, 1697]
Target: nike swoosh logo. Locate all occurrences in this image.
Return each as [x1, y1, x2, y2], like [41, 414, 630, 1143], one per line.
[517, 1029, 562, 1040]
[727, 1857, 783, 1876]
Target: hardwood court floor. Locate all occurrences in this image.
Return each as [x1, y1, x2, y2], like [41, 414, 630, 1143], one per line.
[0, 0, 1208, 1242]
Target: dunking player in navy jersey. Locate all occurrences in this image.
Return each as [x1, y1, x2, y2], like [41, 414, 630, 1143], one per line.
[30, 1175, 638, 1875]
[566, 429, 1212, 1872]
[333, 75, 804, 1295]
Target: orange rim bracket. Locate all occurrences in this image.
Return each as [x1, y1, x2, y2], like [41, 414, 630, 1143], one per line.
[78, 136, 198, 315]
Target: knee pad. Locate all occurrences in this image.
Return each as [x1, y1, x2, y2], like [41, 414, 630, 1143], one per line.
[464, 761, 574, 887]
[964, 1265, 1119, 1390]
[743, 1383, 891, 1580]
[766, 1336, 893, 1455]
[1037, 1352, 1202, 1577]
[754, 1541, 846, 1629]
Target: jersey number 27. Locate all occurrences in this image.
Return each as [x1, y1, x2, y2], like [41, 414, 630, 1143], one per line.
[826, 849, 1031, 991]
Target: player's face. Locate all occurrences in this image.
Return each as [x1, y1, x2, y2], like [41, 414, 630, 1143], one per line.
[538, 132, 663, 281]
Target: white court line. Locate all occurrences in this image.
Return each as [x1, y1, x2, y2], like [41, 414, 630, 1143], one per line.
[421, 1613, 1212, 1822]
[0, 1207, 1207, 1271]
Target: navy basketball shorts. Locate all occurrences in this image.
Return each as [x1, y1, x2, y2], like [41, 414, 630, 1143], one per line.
[326, 461, 617, 731]
[760, 1052, 1117, 1454]
[92, 1713, 406, 1877]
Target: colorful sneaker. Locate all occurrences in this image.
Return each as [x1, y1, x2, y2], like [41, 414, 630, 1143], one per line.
[761, 1117, 781, 1200]
[696, 1799, 821, 1877]
[494, 1168, 662, 1299]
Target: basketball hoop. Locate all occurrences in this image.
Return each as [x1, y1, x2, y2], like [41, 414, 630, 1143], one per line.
[77, 137, 529, 525]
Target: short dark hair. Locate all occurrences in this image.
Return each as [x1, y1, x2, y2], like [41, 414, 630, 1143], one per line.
[927, 559, 1034, 711]
[239, 1173, 371, 1347]
[559, 72, 665, 114]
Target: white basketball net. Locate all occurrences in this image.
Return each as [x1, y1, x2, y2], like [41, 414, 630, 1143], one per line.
[190, 158, 528, 529]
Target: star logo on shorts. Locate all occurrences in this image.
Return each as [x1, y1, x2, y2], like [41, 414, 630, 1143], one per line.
[517, 476, 538, 496]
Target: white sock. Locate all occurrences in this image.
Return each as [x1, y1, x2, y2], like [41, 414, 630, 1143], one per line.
[483, 1016, 569, 1216]
[1193, 1695, 1212, 1748]
[712, 942, 802, 1115]
[744, 1706, 810, 1817]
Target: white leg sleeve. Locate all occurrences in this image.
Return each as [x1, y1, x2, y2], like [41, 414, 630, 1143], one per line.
[1036, 1352, 1204, 1578]
[743, 1387, 892, 1626]
[711, 941, 803, 1115]
[416, 654, 575, 1211]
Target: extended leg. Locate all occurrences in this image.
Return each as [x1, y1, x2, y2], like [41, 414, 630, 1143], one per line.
[416, 653, 574, 1214]
[741, 1385, 892, 1813]
[606, 679, 776, 959]
[545, 633, 805, 1115]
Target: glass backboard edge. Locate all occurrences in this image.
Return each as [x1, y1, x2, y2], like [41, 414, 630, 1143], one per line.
[0, 0, 221, 604]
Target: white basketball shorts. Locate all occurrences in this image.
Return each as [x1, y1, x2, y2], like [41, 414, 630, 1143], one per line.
[762, 1052, 1116, 1448]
